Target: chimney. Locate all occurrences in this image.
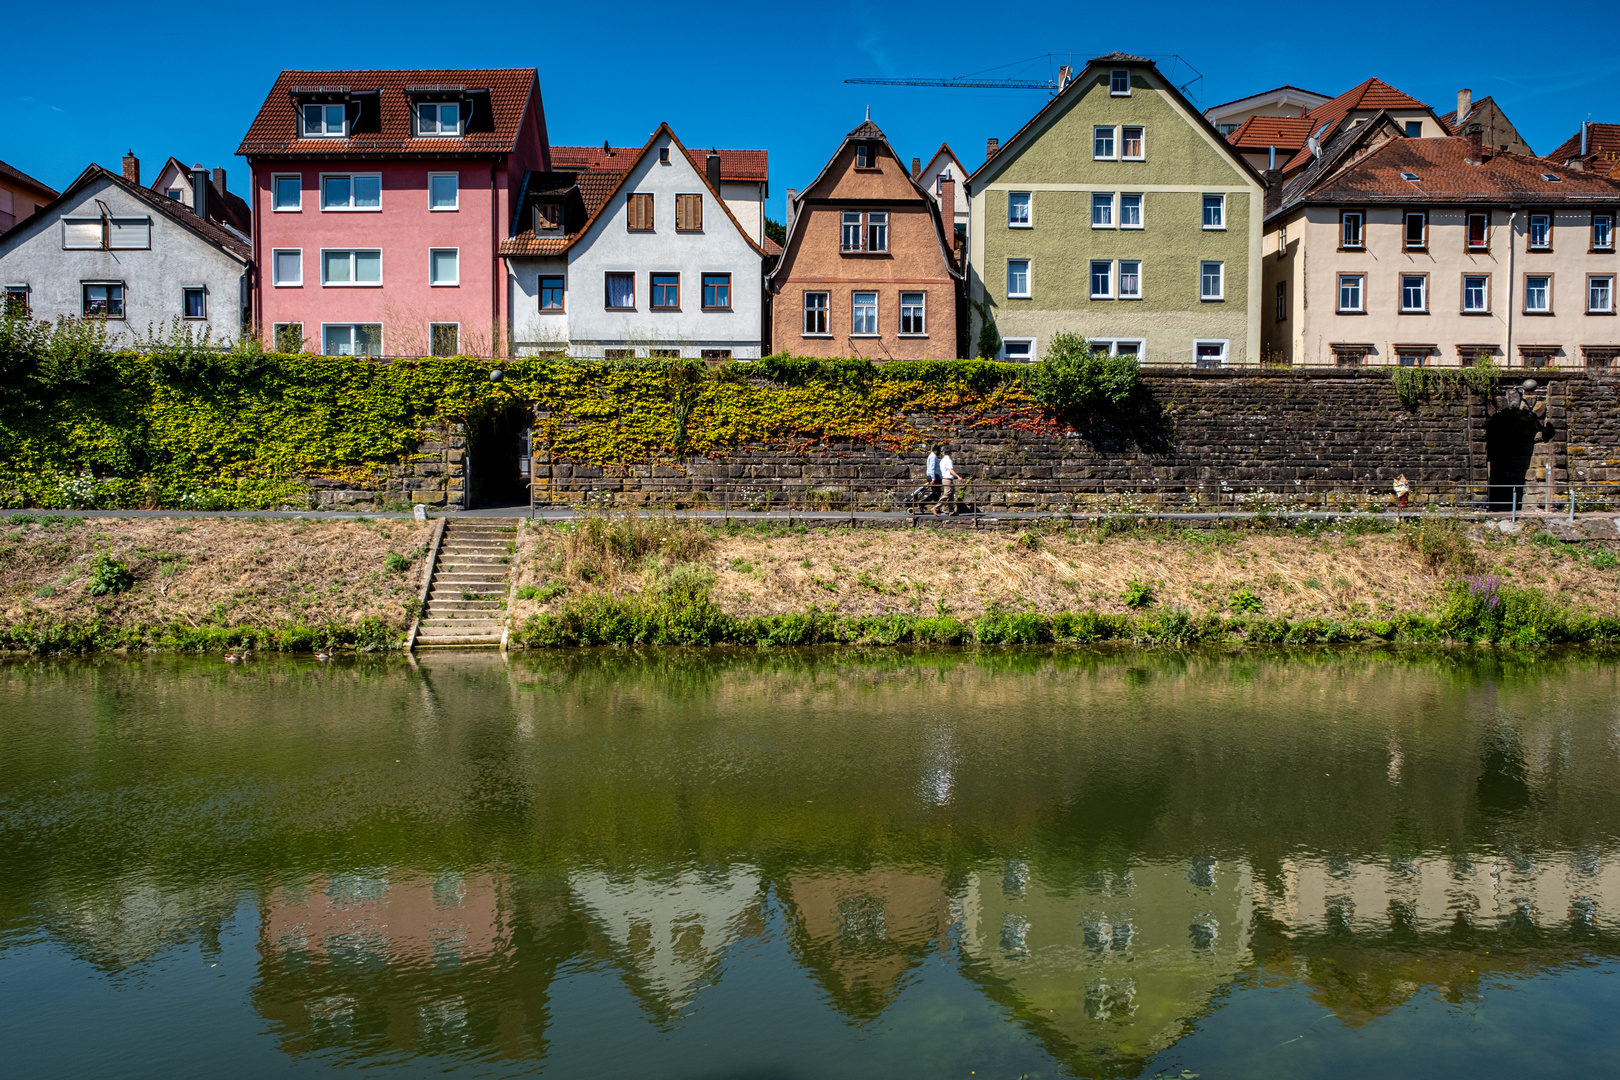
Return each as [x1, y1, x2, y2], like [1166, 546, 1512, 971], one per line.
[191, 165, 209, 218]
[785, 188, 798, 235]
[1263, 170, 1282, 214]
[1582, 120, 1590, 157]
[1464, 123, 1484, 165]
[911, 156, 921, 180]
[212, 167, 226, 197]
[706, 150, 722, 192]
[1456, 88, 1472, 124]
[122, 150, 140, 185]
[986, 137, 999, 161]
[1268, 145, 1276, 170]
[940, 178, 955, 218]
[1057, 64, 1072, 91]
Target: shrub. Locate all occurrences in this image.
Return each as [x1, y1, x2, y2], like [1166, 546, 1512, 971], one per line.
[1021, 332, 1141, 416]
[1052, 610, 1130, 642]
[975, 610, 1052, 645]
[1402, 517, 1478, 576]
[1229, 588, 1263, 614]
[384, 550, 410, 572]
[1123, 578, 1156, 609]
[1437, 577, 1569, 645]
[1592, 549, 1619, 571]
[87, 553, 134, 595]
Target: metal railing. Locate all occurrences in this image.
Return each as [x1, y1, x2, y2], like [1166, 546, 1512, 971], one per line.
[527, 474, 1620, 521]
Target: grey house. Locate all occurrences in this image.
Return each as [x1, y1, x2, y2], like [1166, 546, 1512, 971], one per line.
[0, 157, 251, 342]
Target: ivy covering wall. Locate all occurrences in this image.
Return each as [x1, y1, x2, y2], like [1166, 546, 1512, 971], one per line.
[0, 342, 1058, 509]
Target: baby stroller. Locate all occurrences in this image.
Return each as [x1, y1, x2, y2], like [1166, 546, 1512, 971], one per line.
[905, 481, 937, 513]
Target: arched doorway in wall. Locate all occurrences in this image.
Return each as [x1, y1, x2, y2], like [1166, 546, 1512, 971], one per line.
[1485, 408, 1539, 509]
[466, 402, 533, 510]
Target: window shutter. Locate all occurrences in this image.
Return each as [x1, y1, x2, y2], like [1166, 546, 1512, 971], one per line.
[692, 193, 702, 231]
[108, 218, 151, 250]
[675, 194, 686, 231]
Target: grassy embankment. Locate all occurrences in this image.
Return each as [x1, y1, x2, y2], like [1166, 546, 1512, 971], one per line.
[508, 513, 1620, 649]
[4, 512, 1620, 653]
[0, 515, 433, 652]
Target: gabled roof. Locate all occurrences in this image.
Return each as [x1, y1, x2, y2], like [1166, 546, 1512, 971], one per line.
[1274, 125, 1620, 218]
[550, 144, 767, 183]
[0, 158, 58, 201]
[0, 163, 251, 260]
[501, 123, 765, 260]
[1227, 114, 1317, 152]
[769, 115, 963, 289]
[967, 54, 1264, 189]
[1544, 122, 1620, 177]
[1205, 84, 1333, 117]
[921, 143, 966, 175]
[149, 155, 253, 236]
[1277, 78, 1436, 172]
[238, 68, 538, 158]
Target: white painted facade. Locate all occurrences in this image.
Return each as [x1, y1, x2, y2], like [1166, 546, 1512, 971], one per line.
[919, 147, 969, 233]
[719, 180, 766, 246]
[508, 129, 764, 358]
[0, 169, 251, 343]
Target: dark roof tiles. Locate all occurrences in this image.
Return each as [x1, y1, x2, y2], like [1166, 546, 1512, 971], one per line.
[550, 144, 767, 182]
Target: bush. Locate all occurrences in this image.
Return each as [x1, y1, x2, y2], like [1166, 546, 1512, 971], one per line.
[1123, 578, 1156, 609]
[87, 553, 134, 595]
[384, 550, 410, 572]
[1402, 516, 1477, 576]
[1591, 549, 1619, 571]
[1021, 332, 1141, 416]
[1437, 576, 1569, 645]
[974, 610, 1052, 645]
[1229, 588, 1263, 614]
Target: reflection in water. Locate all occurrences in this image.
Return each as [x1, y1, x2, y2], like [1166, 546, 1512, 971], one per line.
[3, 650, 1620, 1078]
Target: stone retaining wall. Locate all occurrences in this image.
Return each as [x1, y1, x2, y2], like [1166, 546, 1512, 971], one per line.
[529, 370, 1620, 511]
[307, 421, 469, 511]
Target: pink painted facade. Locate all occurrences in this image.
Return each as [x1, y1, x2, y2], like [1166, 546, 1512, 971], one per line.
[239, 68, 549, 356]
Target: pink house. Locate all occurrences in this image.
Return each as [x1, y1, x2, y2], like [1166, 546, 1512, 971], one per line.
[238, 68, 550, 356]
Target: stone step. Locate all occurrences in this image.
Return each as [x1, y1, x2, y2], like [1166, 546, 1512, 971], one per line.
[439, 544, 512, 553]
[420, 621, 502, 631]
[437, 554, 510, 564]
[414, 638, 502, 648]
[425, 599, 501, 610]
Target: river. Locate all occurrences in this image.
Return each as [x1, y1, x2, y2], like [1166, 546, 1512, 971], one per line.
[2, 649, 1617, 1078]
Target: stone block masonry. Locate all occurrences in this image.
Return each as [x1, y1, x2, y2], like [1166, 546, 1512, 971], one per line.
[306, 421, 469, 511]
[531, 370, 1620, 510]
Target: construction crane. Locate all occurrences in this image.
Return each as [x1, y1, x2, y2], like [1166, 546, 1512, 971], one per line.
[845, 54, 1203, 102]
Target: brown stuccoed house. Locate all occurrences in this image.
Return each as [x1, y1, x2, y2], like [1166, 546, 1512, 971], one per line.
[768, 116, 963, 358]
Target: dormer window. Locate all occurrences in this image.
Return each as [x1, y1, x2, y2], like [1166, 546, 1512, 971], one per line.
[1109, 69, 1130, 95]
[416, 102, 462, 137]
[535, 202, 562, 232]
[302, 103, 347, 138]
[855, 143, 874, 169]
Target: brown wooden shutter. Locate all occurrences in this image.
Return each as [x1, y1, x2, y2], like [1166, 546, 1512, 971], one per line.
[691, 193, 702, 231]
[628, 192, 654, 231]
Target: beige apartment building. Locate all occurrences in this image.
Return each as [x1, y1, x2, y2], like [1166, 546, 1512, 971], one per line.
[1265, 116, 1620, 368]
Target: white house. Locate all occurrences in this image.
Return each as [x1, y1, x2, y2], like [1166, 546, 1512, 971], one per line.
[0, 161, 251, 341]
[503, 124, 766, 358]
[918, 143, 969, 237]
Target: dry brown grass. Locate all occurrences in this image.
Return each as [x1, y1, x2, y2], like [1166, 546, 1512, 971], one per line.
[0, 516, 434, 629]
[510, 519, 1620, 623]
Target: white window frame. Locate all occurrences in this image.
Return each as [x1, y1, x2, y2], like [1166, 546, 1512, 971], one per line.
[1109, 69, 1131, 96]
[1091, 192, 1115, 229]
[62, 218, 103, 249]
[429, 322, 461, 356]
[1202, 194, 1226, 230]
[851, 291, 879, 336]
[802, 291, 830, 336]
[3, 283, 30, 318]
[1008, 191, 1032, 228]
[271, 249, 303, 287]
[1120, 126, 1145, 161]
[1591, 275, 1615, 314]
[1528, 213, 1552, 251]
[272, 174, 302, 212]
[1463, 274, 1490, 313]
[429, 248, 460, 287]
[181, 285, 207, 320]
[1092, 339, 1144, 361]
[899, 291, 926, 336]
[1593, 213, 1615, 252]
[165, 188, 183, 201]
[866, 211, 889, 253]
[1001, 337, 1036, 362]
[1119, 192, 1143, 229]
[1525, 274, 1552, 312]
[1093, 125, 1117, 160]
[428, 172, 459, 211]
[271, 322, 304, 351]
[1338, 273, 1365, 313]
[1090, 260, 1114, 299]
[1193, 339, 1229, 367]
[1118, 260, 1142, 300]
[1200, 261, 1225, 301]
[320, 323, 384, 357]
[81, 281, 126, 319]
[1400, 274, 1427, 313]
[319, 173, 383, 212]
[320, 248, 383, 287]
[1006, 259, 1031, 299]
[415, 102, 463, 138]
[301, 103, 348, 139]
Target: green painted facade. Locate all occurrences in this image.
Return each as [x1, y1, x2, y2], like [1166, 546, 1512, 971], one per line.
[967, 62, 1264, 365]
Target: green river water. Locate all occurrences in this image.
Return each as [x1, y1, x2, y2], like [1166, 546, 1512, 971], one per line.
[1, 649, 1618, 1078]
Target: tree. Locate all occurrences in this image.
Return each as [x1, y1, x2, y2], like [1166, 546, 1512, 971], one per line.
[764, 218, 787, 247]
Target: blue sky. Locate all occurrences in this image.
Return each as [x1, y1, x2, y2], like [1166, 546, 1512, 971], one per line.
[5, 0, 1615, 215]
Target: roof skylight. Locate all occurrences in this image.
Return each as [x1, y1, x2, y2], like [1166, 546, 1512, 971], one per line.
[1541, 172, 1563, 182]
[1400, 171, 1421, 181]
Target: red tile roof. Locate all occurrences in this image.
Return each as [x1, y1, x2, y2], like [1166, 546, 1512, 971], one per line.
[1286, 136, 1620, 206]
[550, 144, 767, 182]
[1544, 122, 1620, 177]
[499, 169, 622, 257]
[1278, 78, 1433, 171]
[1227, 114, 1316, 151]
[237, 68, 538, 158]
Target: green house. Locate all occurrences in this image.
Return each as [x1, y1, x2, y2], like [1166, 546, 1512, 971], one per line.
[966, 53, 1266, 366]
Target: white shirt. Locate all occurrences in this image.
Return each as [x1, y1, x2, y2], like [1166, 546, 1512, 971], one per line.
[940, 454, 956, 479]
[926, 451, 939, 479]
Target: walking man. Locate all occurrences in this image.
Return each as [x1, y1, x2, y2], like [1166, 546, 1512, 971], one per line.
[923, 444, 942, 511]
[935, 445, 962, 515]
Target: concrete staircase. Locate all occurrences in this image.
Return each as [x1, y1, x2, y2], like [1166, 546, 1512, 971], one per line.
[413, 520, 519, 649]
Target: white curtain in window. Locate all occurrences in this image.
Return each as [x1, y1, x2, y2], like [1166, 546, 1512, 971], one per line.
[606, 273, 634, 308]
